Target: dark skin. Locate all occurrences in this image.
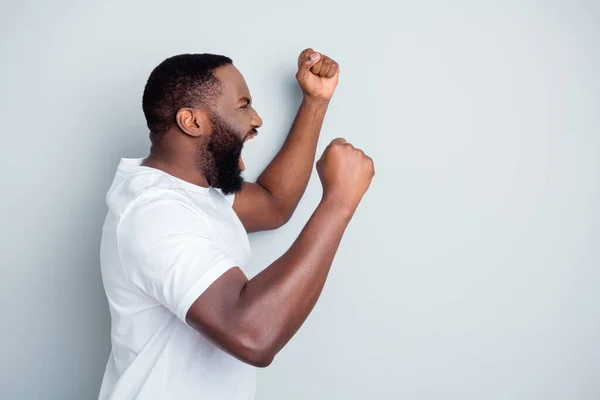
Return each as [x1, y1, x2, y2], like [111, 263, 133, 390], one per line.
[142, 49, 348, 367]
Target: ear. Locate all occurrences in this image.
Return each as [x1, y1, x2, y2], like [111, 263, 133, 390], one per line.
[176, 108, 210, 138]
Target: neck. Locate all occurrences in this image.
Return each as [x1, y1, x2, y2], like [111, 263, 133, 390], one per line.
[142, 143, 210, 189]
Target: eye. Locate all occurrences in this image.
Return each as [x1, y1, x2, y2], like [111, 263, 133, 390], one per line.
[238, 98, 252, 110]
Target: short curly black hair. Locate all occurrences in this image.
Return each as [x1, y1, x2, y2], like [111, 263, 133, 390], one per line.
[142, 53, 233, 143]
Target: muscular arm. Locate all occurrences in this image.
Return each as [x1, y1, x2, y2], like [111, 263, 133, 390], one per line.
[233, 98, 329, 233]
[186, 195, 353, 367]
[233, 49, 339, 233]
[187, 50, 348, 367]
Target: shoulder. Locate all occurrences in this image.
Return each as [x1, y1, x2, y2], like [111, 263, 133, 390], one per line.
[118, 191, 214, 246]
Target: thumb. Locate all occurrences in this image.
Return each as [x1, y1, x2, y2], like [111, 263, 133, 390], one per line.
[300, 52, 321, 72]
[330, 137, 347, 146]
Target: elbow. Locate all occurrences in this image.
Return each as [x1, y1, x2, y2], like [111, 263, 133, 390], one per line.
[235, 331, 276, 368]
[276, 211, 292, 230]
[246, 352, 274, 368]
[268, 193, 295, 230]
[273, 205, 293, 230]
[261, 210, 291, 232]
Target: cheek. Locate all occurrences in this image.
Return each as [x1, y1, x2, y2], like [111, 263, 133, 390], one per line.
[231, 124, 245, 143]
[222, 113, 247, 137]
[234, 117, 250, 134]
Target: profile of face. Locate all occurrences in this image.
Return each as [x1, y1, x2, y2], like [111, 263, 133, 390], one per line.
[196, 65, 263, 195]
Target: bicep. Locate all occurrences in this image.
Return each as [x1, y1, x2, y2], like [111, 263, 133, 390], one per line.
[186, 267, 273, 367]
[185, 267, 251, 356]
[232, 182, 285, 233]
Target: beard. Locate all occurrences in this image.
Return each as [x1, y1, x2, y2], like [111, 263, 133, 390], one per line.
[196, 113, 245, 195]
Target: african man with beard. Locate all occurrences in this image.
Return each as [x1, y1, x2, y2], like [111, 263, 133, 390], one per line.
[98, 48, 375, 400]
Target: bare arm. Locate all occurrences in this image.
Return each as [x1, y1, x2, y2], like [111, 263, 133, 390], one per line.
[232, 99, 329, 232]
[232, 49, 340, 233]
[256, 98, 329, 217]
[187, 138, 374, 368]
[187, 195, 353, 367]
[184, 51, 372, 368]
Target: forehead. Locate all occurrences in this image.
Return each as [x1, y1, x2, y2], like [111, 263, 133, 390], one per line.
[213, 64, 251, 103]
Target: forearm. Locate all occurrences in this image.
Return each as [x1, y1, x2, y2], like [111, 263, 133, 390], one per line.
[237, 196, 353, 363]
[256, 97, 329, 220]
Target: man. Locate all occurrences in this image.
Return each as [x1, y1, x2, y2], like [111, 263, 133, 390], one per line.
[99, 48, 375, 399]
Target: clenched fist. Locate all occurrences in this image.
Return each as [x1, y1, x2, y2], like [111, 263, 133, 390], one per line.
[296, 48, 340, 102]
[316, 138, 375, 212]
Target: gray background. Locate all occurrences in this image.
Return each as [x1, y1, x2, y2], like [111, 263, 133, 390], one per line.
[1, 0, 599, 399]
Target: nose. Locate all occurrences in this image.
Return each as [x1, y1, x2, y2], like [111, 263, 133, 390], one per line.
[252, 109, 263, 129]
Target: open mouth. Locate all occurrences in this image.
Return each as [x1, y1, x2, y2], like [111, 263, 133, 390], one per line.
[240, 132, 257, 171]
[244, 131, 258, 143]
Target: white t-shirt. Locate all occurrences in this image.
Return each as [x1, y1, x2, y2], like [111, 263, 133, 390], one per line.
[98, 158, 255, 400]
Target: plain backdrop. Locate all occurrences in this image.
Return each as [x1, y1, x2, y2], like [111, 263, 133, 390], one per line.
[1, 1, 599, 399]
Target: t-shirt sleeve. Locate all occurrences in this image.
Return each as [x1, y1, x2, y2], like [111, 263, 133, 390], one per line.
[117, 197, 238, 323]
